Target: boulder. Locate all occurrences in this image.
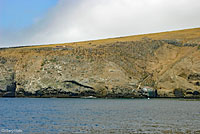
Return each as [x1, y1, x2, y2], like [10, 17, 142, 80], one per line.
[141, 87, 157, 98]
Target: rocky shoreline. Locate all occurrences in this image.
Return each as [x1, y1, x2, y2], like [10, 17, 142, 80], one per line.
[1, 83, 200, 98]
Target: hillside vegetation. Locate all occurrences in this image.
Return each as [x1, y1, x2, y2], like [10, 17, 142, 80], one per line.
[0, 28, 200, 98]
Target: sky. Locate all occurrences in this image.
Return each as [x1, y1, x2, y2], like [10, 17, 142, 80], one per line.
[0, 0, 200, 47]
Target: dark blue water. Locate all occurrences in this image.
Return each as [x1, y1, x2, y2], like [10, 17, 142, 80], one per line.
[0, 98, 200, 134]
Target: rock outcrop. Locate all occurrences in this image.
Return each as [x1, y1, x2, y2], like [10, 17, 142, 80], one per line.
[0, 28, 200, 98]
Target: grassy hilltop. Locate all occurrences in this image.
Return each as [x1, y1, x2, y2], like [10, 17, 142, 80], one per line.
[0, 28, 200, 98]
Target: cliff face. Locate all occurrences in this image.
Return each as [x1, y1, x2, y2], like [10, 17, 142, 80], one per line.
[0, 28, 200, 98]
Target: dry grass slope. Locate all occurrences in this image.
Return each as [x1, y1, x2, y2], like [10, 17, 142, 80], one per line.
[0, 27, 200, 98]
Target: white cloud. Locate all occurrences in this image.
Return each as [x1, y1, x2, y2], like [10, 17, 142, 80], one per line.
[1, 0, 200, 47]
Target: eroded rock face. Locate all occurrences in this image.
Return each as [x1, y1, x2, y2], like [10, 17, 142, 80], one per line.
[0, 28, 200, 98]
[0, 56, 16, 97]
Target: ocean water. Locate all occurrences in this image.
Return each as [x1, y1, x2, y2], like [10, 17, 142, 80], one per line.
[0, 98, 200, 134]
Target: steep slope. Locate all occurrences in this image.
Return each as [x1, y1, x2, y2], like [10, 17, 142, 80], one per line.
[0, 28, 200, 98]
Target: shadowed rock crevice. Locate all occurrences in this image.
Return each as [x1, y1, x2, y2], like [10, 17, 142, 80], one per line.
[3, 82, 16, 97]
[188, 73, 200, 80]
[63, 80, 94, 89]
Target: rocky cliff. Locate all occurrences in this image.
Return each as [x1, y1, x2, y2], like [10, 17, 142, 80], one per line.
[0, 28, 200, 98]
